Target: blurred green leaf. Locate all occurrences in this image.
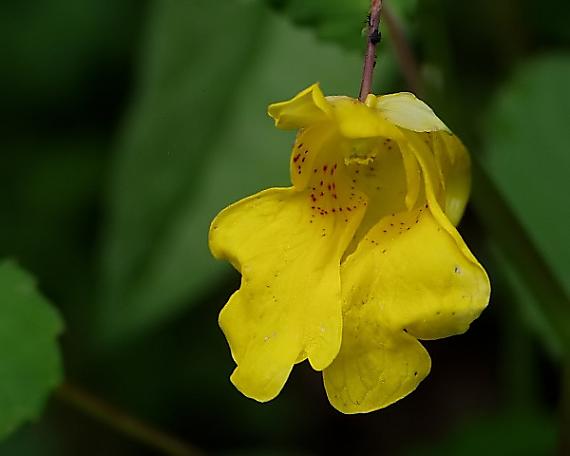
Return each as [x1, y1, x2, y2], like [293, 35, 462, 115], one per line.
[264, 0, 418, 50]
[0, 424, 60, 456]
[98, 0, 373, 344]
[0, 0, 138, 116]
[265, 0, 370, 49]
[490, 244, 563, 359]
[484, 55, 570, 296]
[0, 261, 63, 440]
[481, 54, 570, 353]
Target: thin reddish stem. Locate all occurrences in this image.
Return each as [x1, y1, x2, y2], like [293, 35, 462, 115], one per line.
[55, 383, 202, 456]
[359, 0, 383, 101]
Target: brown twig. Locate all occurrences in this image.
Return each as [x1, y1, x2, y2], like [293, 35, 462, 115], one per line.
[359, 0, 383, 101]
[55, 383, 203, 456]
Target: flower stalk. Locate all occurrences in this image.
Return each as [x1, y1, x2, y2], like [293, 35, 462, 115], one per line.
[359, 0, 383, 101]
[55, 383, 202, 456]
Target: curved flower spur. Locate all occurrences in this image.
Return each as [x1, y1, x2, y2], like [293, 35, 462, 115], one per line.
[209, 83, 490, 413]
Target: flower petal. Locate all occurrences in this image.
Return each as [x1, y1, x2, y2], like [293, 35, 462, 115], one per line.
[343, 204, 489, 340]
[405, 132, 482, 265]
[268, 83, 331, 130]
[327, 96, 404, 139]
[342, 138, 409, 257]
[209, 187, 366, 401]
[376, 92, 449, 132]
[289, 125, 338, 190]
[323, 310, 430, 414]
[400, 146, 421, 210]
[431, 132, 471, 226]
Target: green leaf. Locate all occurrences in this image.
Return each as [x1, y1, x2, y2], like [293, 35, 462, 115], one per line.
[266, 0, 369, 49]
[98, 0, 377, 345]
[0, 261, 63, 440]
[484, 57, 570, 287]
[483, 54, 570, 350]
[490, 244, 563, 359]
[265, 0, 418, 50]
[0, 0, 138, 114]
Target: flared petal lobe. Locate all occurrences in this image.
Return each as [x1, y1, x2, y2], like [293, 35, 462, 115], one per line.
[210, 185, 366, 402]
[323, 311, 431, 414]
[268, 83, 331, 130]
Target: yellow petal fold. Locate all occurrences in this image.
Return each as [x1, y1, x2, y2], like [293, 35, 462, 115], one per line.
[340, 205, 489, 340]
[323, 308, 430, 414]
[268, 83, 331, 130]
[431, 132, 471, 226]
[342, 139, 409, 257]
[209, 187, 366, 401]
[405, 132, 483, 265]
[376, 92, 450, 132]
[327, 96, 404, 140]
[400, 146, 421, 210]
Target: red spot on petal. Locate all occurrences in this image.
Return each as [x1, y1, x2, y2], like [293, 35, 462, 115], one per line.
[293, 154, 301, 162]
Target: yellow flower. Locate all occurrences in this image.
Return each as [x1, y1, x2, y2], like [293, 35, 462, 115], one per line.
[209, 83, 490, 413]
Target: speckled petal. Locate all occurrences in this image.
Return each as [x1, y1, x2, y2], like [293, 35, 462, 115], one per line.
[209, 186, 366, 402]
[339, 203, 490, 341]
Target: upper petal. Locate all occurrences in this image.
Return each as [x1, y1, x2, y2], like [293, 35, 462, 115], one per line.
[327, 96, 404, 140]
[209, 186, 366, 401]
[268, 83, 331, 130]
[375, 92, 450, 132]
